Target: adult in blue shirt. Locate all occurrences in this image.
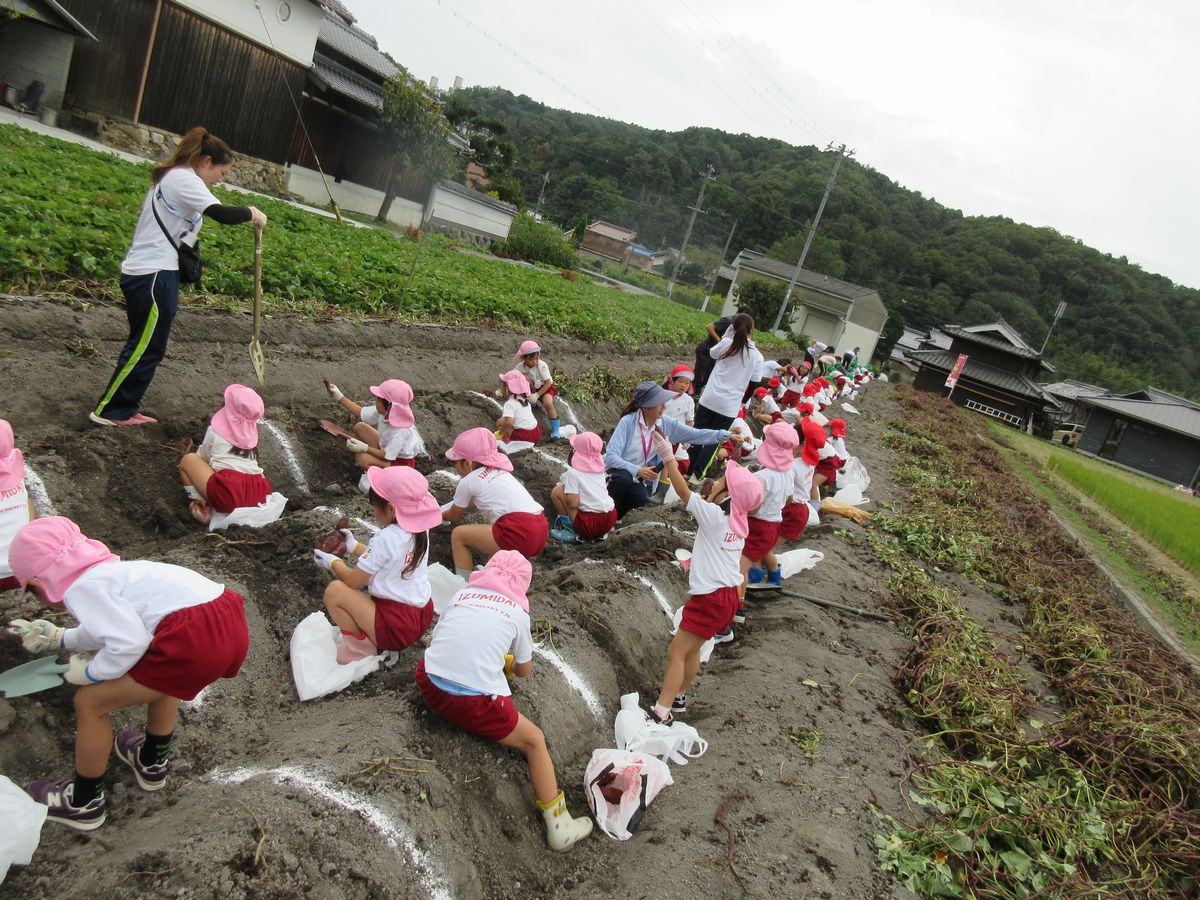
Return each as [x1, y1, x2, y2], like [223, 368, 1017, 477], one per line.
[603, 381, 741, 519]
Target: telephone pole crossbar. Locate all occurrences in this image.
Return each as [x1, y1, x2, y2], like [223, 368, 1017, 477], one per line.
[667, 164, 715, 299]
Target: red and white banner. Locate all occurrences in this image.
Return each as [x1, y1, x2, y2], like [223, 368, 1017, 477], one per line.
[945, 354, 968, 389]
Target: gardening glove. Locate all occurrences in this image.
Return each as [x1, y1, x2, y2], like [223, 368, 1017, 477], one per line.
[651, 434, 674, 462]
[64, 654, 99, 686]
[324, 379, 344, 402]
[313, 549, 339, 570]
[249, 206, 268, 229]
[503, 653, 516, 679]
[340, 528, 361, 555]
[7, 619, 65, 654]
[346, 438, 370, 455]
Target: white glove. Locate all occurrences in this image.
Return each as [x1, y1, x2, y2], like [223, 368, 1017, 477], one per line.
[8, 619, 66, 654]
[346, 438, 369, 454]
[313, 549, 338, 570]
[249, 206, 268, 229]
[340, 528, 360, 555]
[325, 381, 344, 402]
[64, 653, 98, 686]
[652, 435, 674, 461]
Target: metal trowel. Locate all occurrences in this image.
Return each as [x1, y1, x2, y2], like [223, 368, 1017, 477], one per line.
[0, 656, 70, 698]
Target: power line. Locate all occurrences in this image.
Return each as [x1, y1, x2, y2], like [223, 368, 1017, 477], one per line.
[667, 164, 716, 298]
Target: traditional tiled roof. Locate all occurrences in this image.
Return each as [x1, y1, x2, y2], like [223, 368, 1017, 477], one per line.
[737, 254, 876, 301]
[436, 179, 518, 215]
[907, 349, 1051, 403]
[1080, 395, 1200, 440]
[941, 322, 1040, 359]
[310, 54, 383, 108]
[587, 221, 637, 242]
[318, 11, 398, 79]
[1041, 380, 1108, 400]
[19, 0, 97, 40]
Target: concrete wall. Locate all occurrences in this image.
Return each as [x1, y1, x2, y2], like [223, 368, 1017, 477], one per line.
[793, 308, 840, 346]
[0, 20, 74, 110]
[424, 184, 514, 245]
[285, 164, 423, 228]
[175, 0, 323, 66]
[839, 320, 881, 365]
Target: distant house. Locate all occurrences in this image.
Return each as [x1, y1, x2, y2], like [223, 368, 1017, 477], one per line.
[1074, 388, 1200, 488]
[886, 326, 928, 384]
[650, 248, 680, 277]
[626, 244, 655, 272]
[1040, 380, 1108, 428]
[907, 321, 1056, 430]
[0, 0, 96, 113]
[580, 221, 638, 263]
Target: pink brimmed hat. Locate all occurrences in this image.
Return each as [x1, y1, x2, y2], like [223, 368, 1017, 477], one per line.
[757, 422, 799, 472]
[445, 427, 513, 472]
[211, 384, 264, 449]
[514, 340, 542, 359]
[9, 516, 120, 605]
[723, 462, 763, 539]
[499, 369, 532, 396]
[468, 549, 533, 611]
[568, 431, 606, 474]
[366, 467, 443, 532]
[0, 419, 25, 493]
[369, 379, 415, 428]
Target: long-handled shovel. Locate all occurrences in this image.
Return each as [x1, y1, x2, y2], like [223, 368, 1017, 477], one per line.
[0, 656, 70, 698]
[249, 225, 266, 385]
[778, 589, 890, 622]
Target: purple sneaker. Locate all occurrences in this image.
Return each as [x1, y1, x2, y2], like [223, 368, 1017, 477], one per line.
[114, 729, 169, 791]
[26, 778, 106, 831]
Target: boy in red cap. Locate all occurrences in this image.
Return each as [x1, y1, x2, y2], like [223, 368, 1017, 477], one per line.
[178, 384, 271, 525]
[513, 341, 561, 440]
[323, 376, 424, 472]
[780, 419, 824, 541]
[744, 423, 798, 600]
[747, 386, 782, 427]
[829, 418, 849, 463]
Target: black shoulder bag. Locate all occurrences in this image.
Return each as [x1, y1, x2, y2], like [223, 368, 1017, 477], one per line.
[150, 192, 203, 284]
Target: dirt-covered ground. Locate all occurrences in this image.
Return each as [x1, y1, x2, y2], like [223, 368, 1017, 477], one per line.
[1, 296, 921, 899]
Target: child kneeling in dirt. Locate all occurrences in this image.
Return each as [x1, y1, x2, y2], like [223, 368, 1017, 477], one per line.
[1, 419, 36, 592]
[415, 551, 593, 851]
[6, 516, 249, 831]
[513, 340, 562, 440]
[647, 432, 761, 723]
[743, 423, 798, 605]
[312, 466, 441, 663]
[549, 432, 617, 543]
[325, 377, 424, 472]
[179, 384, 272, 525]
[780, 420, 823, 542]
[497, 370, 541, 444]
[442, 428, 549, 577]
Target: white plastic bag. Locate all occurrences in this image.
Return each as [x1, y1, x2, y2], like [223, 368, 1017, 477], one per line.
[841, 402, 860, 415]
[427, 563, 466, 616]
[0, 775, 46, 883]
[833, 483, 869, 506]
[776, 548, 825, 580]
[209, 492, 288, 531]
[614, 692, 708, 765]
[584, 748, 673, 841]
[671, 605, 715, 663]
[498, 440, 535, 455]
[290, 612, 393, 701]
[836, 456, 870, 492]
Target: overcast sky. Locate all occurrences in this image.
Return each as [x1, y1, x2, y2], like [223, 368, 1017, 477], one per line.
[350, 0, 1199, 288]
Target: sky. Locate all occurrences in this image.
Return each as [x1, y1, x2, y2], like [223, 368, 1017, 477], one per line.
[348, 0, 1200, 288]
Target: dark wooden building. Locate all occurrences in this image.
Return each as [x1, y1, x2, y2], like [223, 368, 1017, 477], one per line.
[1074, 388, 1200, 488]
[907, 321, 1055, 430]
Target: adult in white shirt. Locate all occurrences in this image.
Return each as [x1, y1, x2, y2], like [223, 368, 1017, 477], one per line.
[689, 313, 764, 478]
[91, 128, 267, 427]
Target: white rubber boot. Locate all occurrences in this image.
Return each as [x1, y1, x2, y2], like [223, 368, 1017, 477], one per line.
[538, 790, 593, 852]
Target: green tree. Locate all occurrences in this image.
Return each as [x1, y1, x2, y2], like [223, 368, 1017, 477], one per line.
[734, 277, 787, 331]
[376, 70, 456, 222]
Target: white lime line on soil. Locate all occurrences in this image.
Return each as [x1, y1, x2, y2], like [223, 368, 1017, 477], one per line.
[556, 398, 585, 432]
[582, 559, 675, 621]
[427, 470, 461, 486]
[260, 419, 310, 493]
[468, 391, 503, 414]
[531, 645, 604, 722]
[23, 465, 57, 516]
[311, 504, 379, 535]
[613, 520, 695, 539]
[214, 764, 453, 899]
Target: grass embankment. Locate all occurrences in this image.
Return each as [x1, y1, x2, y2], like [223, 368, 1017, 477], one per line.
[871, 387, 1199, 898]
[0, 124, 786, 349]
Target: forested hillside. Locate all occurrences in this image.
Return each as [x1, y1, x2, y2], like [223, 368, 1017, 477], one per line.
[462, 87, 1199, 398]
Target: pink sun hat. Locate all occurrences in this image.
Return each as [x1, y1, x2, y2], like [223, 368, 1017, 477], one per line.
[499, 369, 532, 397]
[468, 549, 533, 611]
[757, 422, 799, 472]
[723, 462, 763, 539]
[9, 516, 120, 605]
[211, 384, 264, 450]
[513, 340, 542, 359]
[0, 419, 25, 493]
[568, 431, 606, 474]
[445, 427, 513, 472]
[366, 467, 443, 532]
[369, 379, 415, 428]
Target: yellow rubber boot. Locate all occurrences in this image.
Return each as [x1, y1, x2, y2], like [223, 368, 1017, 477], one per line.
[537, 790, 593, 852]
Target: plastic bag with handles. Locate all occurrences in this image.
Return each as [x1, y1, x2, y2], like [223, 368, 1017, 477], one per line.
[289, 612, 395, 701]
[209, 492, 288, 531]
[836, 456, 870, 492]
[614, 692, 708, 765]
[0, 775, 47, 883]
[583, 748, 673, 841]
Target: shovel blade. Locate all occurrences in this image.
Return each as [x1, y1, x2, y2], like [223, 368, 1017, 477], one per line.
[249, 338, 266, 386]
[0, 656, 70, 698]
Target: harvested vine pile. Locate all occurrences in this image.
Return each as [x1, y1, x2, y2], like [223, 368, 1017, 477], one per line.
[870, 386, 1200, 898]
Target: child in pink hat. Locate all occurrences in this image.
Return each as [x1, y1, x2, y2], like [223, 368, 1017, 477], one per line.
[6, 516, 248, 831]
[442, 428, 548, 577]
[512, 341, 561, 440]
[0, 418, 35, 592]
[312, 466, 441, 663]
[645, 433, 762, 723]
[497, 370, 541, 444]
[324, 376, 425, 474]
[549, 432, 616, 543]
[415, 550, 593, 851]
[179, 384, 271, 525]
[744, 422, 799, 597]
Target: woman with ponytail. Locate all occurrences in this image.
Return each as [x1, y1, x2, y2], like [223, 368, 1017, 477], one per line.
[90, 128, 268, 427]
[687, 313, 765, 479]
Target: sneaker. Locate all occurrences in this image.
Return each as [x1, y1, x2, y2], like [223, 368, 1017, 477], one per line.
[671, 693, 688, 714]
[713, 626, 735, 643]
[553, 514, 571, 531]
[732, 605, 747, 624]
[646, 707, 674, 727]
[25, 778, 106, 831]
[88, 411, 158, 427]
[550, 523, 580, 544]
[114, 729, 169, 791]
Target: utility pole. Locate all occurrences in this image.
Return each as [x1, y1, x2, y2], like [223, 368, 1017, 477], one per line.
[1038, 300, 1067, 355]
[534, 171, 550, 218]
[771, 143, 852, 333]
[667, 164, 715, 299]
[701, 218, 737, 312]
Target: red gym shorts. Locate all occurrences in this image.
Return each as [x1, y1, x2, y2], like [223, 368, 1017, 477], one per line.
[574, 508, 617, 540]
[492, 511, 549, 557]
[680, 586, 740, 640]
[389, 457, 417, 468]
[814, 458, 840, 485]
[0, 575, 19, 593]
[742, 516, 781, 563]
[205, 470, 271, 514]
[415, 658, 518, 742]
[506, 425, 542, 444]
[780, 501, 810, 541]
[128, 588, 249, 700]
[372, 597, 434, 652]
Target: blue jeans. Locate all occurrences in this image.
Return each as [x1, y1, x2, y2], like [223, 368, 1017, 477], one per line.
[94, 270, 180, 420]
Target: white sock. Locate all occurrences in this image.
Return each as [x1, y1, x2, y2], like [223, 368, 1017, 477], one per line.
[184, 486, 200, 500]
[652, 703, 672, 720]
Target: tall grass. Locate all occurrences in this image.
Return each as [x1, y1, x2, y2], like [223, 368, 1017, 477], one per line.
[1046, 454, 1200, 577]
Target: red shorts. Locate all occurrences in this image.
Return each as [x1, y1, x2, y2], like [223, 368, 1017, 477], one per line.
[781, 390, 801, 407]
[0, 575, 19, 592]
[815, 458, 840, 485]
[669, 445, 691, 475]
[389, 457, 417, 468]
[506, 425, 542, 444]
[128, 588, 249, 700]
[574, 508, 617, 540]
[372, 596, 434, 651]
[492, 511, 548, 557]
[742, 516, 781, 563]
[415, 658, 518, 741]
[538, 385, 558, 399]
[205, 470, 271, 514]
[780, 501, 810, 541]
[680, 586, 740, 640]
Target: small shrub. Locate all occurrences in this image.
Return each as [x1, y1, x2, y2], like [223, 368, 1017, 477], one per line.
[495, 214, 578, 269]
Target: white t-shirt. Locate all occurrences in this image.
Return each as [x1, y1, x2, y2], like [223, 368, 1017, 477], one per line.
[356, 524, 430, 607]
[61, 560, 224, 681]
[515, 359, 552, 390]
[754, 395, 780, 417]
[502, 397, 538, 431]
[701, 335, 765, 418]
[663, 392, 694, 426]
[197, 425, 264, 476]
[685, 493, 744, 594]
[753, 468, 792, 522]
[560, 468, 615, 514]
[361, 407, 424, 461]
[452, 467, 543, 523]
[424, 586, 533, 697]
[831, 436, 848, 461]
[792, 457, 816, 502]
[759, 359, 780, 381]
[729, 417, 753, 442]
[0, 483, 31, 578]
[121, 168, 219, 276]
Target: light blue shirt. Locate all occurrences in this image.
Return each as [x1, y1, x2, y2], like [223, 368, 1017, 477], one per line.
[603, 412, 731, 479]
